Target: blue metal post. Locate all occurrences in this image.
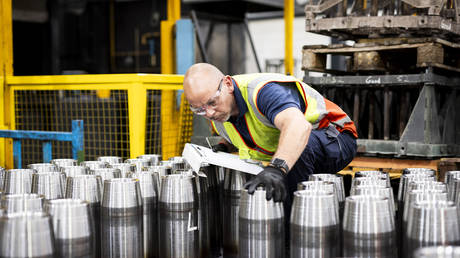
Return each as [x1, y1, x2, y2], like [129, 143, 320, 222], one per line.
[13, 140, 22, 169]
[175, 19, 195, 108]
[42, 141, 52, 163]
[0, 119, 84, 168]
[176, 19, 195, 74]
[72, 120, 84, 162]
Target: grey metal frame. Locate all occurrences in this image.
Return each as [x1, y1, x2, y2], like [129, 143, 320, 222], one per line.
[304, 71, 460, 158]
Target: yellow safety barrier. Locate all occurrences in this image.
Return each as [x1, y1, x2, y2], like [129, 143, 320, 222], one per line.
[1, 74, 193, 168]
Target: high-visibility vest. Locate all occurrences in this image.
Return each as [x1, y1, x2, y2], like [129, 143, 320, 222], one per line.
[211, 73, 357, 161]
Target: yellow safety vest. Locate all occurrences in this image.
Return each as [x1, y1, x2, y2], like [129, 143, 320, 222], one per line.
[211, 73, 354, 161]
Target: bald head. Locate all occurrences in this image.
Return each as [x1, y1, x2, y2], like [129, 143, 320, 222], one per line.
[183, 63, 224, 106]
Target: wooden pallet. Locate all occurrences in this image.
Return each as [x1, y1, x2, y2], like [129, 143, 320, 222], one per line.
[437, 157, 460, 182]
[302, 37, 460, 75]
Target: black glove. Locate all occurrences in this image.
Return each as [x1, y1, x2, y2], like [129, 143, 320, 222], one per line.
[243, 166, 287, 202]
[211, 143, 228, 152]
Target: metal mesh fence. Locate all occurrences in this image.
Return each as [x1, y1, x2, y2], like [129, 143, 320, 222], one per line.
[177, 95, 193, 151]
[14, 90, 130, 166]
[145, 90, 162, 155]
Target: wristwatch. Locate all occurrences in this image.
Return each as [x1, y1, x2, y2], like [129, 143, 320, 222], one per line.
[269, 158, 289, 173]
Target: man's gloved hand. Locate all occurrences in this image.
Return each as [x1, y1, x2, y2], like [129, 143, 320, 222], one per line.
[211, 143, 228, 152]
[243, 166, 287, 202]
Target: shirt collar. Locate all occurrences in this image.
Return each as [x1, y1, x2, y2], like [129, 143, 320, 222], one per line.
[231, 78, 248, 120]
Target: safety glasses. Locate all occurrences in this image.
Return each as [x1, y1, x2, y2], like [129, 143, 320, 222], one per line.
[189, 78, 223, 115]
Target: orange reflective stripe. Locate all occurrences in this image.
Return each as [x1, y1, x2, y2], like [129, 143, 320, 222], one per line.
[243, 116, 275, 156]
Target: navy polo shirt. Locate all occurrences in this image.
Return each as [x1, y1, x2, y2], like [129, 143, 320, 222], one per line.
[228, 80, 305, 148]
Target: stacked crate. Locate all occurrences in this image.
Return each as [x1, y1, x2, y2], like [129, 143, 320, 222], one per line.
[302, 0, 460, 158]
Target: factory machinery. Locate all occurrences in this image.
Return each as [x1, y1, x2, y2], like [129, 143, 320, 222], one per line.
[302, 0, 460, 159]
[1, 155, 460, 257]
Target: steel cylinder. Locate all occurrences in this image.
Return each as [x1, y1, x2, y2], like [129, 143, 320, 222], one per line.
[414, 246, 460, 257]
[44, 199, 94, 258]
[350, 184, 396, 217]
[159, 174, 199, 258]
[145, 165, 171, 190]
[397, 174, 435, 238]
[110, 163, 136, 178]
[309, 174, 345, 229]
[60, 166, 89, 178]
[28, 163, 58, 173]
[355, 170, 389, 178]
[101, 178, 143, 258]
[239, 188, 285, 258]
[402, 168, 436, 177]
[51, 159, 78, 168]
[90, 168, 122, 183]
[449, 178, 460, 203]
[342, 195, 396, 258]
[402, 189, 448, 250]
[80, 161, 108, 170]
[194, 171, 211, 258]
[125, 158, 150, 172]
[406, 200, 460, 258]
[290, 190, 339, 258]
[222, 169, 247, 258]
[297, 181, 340, 220]
[65, 175, 103, 257]
[202, 164, 223, 257]
[101, 214, 143, 258]
[406, 181, 447, 196]
[354, 170, 391, 186]
[159, 160, 172, 168]
[138, 154, 162, 166]
[0, 212, 55, 258]
[169, 156, 190, 173]
[309, 174, 345, 205]
[97, 156, 123, 165]
[3, 169, 36, 194]
[31, 172, 66, 200]
[1, 193, 44, 213]
[129, 171, 160, 258]
[297, 180, 335, 192]
[445, 171, 460, 200]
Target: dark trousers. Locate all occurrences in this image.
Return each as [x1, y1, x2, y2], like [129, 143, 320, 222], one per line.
[284, 128, 357, 222]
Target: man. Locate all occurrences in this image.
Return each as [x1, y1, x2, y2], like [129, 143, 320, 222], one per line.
[183, 63, 357, 204]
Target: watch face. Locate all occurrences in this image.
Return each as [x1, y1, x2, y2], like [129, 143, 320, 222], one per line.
[271, 158, 289, 172]
[272, 158, 285, 166]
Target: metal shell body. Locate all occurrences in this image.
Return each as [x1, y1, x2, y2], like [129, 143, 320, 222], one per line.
[101, 178, 143, 258]
[44, 199, 94, 258]
[239, 188, 285, 258]
[0, 212, 55, 257]
[98, 156, 123, 165]
[406, 201, 460, 257]
[138, 154, 162, 166]
[90, 168, 122, 183]
[3, 169, 36, 194]
[125, 158, 150, 172]
[51, 159, 78, 168]
[1, 193, 44, 214]
[129, 171, 159, 258]
[223, 169, 247, 258]
[60, 166, 89, 178]
[31, 172, 66, 200]
[111, 163, 136, 178]
[290, 190, 339, 258]
[159, 174, 199, 258]
[28, 163, 58, 173]
[342, 195, 396, 258]
[65, 174, 103, 257]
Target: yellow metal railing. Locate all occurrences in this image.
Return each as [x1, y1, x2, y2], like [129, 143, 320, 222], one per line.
[2, 74, 192, 168]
